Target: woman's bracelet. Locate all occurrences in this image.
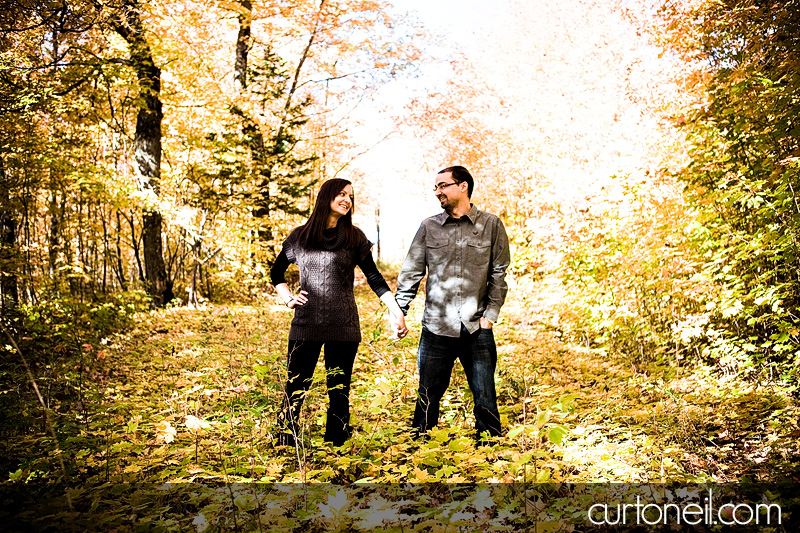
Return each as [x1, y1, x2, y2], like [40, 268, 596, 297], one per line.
[284, 296, 293, 307]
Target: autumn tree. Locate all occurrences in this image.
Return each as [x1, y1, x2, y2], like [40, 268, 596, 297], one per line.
[0, 0, 421, 309]
[396, 0, 713, 368]
[108, 0, 172, 305]
[658, 0, 800, 382]
[0, 1, 111, 303]
[0, 158, 18, 313]
[229, 0, 319, 245]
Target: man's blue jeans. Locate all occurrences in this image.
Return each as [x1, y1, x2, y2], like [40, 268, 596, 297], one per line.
[412, 325, 502, 439]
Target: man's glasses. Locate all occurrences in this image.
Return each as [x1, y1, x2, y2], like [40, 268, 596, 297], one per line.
[433, 181, 459, 192]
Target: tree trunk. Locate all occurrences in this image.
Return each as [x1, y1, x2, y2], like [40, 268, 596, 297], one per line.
[232, 1, 273, 243]
[123, 210, 146, 284]
[114, 210, 128, 291]
[110, 0, 170, 305]
[375, 205, 380, 264]
[234, 0, 252, 91]
[251, 134, 272, 242]
[0, 208, 18, 313]
[143, 210, 169, 303]
[188, 238, 200, 308]
[76, 194, 85, 300]
[48, 188, 60, 280]
[0, 158, 19, 312]
[101, 206, 108, 294]
[21, 167, 34, 304]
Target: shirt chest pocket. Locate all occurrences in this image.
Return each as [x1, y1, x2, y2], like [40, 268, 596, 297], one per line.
[466, 236, 491, 268]
[426, 238, 449, 265]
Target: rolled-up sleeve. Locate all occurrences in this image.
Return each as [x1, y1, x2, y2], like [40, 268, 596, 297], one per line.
[483, 217, 510, 323]
[395, 223, 427, 314]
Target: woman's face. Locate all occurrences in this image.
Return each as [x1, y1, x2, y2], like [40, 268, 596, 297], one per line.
[329, 184, 354, 218]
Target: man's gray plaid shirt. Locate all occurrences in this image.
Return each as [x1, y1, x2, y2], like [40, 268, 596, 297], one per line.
[395, 204, 510, 338]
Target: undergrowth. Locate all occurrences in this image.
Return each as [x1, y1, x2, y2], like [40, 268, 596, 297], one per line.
[1, 286, 799, 530]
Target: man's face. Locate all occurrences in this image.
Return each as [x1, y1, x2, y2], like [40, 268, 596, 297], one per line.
[433, 172, 467, 211]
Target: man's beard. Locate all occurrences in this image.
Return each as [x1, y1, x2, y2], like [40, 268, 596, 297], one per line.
[438, 195, 455, 212]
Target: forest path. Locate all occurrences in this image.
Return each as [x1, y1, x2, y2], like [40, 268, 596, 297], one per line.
[4, 286, 800, 531]
[82, 286, 799, 484]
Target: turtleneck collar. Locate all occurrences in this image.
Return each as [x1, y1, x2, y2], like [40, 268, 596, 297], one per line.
[321, 226, 346, 250]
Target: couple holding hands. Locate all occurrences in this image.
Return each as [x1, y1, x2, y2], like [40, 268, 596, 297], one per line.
[270, 166, 510, 447]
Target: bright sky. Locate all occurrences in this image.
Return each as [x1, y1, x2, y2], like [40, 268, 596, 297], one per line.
[348, 0, 677, 263]
[347, 0, 507, 262]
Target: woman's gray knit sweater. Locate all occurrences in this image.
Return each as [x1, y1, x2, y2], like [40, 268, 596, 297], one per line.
[281, 228, 382, 342]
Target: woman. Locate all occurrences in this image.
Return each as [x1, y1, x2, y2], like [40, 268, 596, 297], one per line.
[270, 178, 407, 447]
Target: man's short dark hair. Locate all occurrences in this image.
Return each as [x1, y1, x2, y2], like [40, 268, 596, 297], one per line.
[438, 166, 474, 198]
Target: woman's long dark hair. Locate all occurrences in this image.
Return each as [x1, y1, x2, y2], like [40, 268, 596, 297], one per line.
[293, 178, 364, 250]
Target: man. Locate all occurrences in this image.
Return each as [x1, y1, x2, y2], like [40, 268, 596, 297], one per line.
[395, 165, 510, 441]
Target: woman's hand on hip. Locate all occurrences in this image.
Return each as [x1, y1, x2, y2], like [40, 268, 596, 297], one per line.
[287, 290, 308, 308]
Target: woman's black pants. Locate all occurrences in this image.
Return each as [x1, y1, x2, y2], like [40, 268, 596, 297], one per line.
[278, 340, 358, 446]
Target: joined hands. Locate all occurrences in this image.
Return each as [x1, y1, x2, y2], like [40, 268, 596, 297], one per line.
[389, 312, 408, 340]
